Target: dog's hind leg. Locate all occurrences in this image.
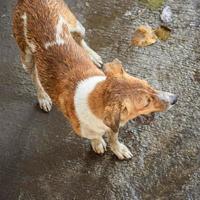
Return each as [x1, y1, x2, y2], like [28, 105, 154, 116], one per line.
[70, 21, 103, 68]
[20, 49, 34, 73]
[31, 65, 52, 112]
[80, 39, 103, 68]
[14, 11, 52, 112]
[20, 50, 52, 112]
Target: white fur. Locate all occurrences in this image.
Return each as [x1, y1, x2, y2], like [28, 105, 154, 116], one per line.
[76, 21, 86, 37]
[74, 76, 108, 139]
[32, 66, 52, 112]
[21, 13, 36, 52]
[22, 64, 27, 72]
[45, 17, 85, 49]
[91, 138, 107, 154]
[157, 91, 176, 109]
[44, 15, 102, 67]
[69, 20, 85, 37]
[81, 40, 103, 67]
[55, 16, 67, 45]
[24, 48, 33, 63]
[45, 15, 68, 49]
[68, 20, 103, 67]
[45, 41, 56, 49]
[110, 142, 133, 160]
[21, 48, 34, 72]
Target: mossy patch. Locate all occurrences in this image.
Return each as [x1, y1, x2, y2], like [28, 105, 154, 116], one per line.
[139, 0, 164, 9]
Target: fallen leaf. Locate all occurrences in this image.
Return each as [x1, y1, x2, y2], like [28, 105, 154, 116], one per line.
[139, 0, 164, 9]
[161, 6, 172, 23]
[131, 25, 157, 47]
[154, 25, 171, 41]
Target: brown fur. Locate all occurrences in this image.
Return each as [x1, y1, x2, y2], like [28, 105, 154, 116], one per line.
[13, 0, 176, 159]
[12, 0, 167, 134]
[13, 0, 103, 134]
[89, 59, 167, 132]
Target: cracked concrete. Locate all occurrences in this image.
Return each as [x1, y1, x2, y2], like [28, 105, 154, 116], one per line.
[0, 0, 199, 199]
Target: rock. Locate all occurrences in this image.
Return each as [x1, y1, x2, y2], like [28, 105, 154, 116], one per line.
[124, 10, 132, 17]
[161, 6, 172, 23]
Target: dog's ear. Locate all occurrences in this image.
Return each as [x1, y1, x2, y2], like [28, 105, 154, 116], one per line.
[103, 102, 121, 133]
[104, 58, 125, 77]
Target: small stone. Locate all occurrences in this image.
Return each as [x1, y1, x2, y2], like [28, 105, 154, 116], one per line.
[161, 6, 172, 23]
[85, 2, 89, 7]
[124, 11, 132, 17]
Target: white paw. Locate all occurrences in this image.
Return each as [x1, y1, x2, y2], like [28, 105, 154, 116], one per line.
[88, 50, 103, 68]
[91, 138, 107, 154]
[38, 92, 52, 112]
[110, 142, 133, 160]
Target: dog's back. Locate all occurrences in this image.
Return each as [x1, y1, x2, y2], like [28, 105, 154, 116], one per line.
[13, 0, 103, 102]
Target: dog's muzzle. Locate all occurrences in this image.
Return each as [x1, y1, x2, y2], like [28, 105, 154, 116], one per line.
[157, 91, 178, 108]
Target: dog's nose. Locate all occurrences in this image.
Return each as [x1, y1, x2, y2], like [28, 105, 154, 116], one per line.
[157, 91, 178, 106]
[170, 94, 178, 105]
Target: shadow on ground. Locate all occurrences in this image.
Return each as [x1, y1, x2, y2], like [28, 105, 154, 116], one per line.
[0, 0, 199, 199]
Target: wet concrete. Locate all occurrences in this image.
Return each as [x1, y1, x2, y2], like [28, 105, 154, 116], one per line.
[0, 0, 200, 199]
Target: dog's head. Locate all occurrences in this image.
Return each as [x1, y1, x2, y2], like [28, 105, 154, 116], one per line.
[103, 59, 177, 132]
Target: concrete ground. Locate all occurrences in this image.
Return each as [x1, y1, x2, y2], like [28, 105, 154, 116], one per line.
[0, 0, 200, 199]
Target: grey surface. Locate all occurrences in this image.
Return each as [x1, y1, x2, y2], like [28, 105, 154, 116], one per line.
[0, 0, 200, 199]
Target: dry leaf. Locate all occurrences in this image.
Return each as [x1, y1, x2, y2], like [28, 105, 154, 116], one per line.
[131, 25, 157, 47]
[155, 25, 171, 41]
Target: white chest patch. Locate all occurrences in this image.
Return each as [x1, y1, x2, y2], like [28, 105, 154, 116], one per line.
[74, 76, 108, 137]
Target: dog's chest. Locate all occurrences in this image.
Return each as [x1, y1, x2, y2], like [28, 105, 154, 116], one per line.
[74, 76, 108, 136]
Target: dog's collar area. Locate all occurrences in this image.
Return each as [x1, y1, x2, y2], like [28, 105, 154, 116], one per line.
[74, 75, 107, 128]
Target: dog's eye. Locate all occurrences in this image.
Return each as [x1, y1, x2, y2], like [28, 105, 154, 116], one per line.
[122, 106, 128, 114]
[144, 98, 151, 107]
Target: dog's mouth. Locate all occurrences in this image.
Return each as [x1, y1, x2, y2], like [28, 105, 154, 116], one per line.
[134, 113, 155, 125]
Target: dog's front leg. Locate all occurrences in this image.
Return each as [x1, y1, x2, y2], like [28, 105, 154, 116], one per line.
[90, 137, 107, 154]
[108, 131, 133, 160]
[81, 126, 107, 154]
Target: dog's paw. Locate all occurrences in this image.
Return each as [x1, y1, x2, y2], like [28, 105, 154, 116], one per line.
[38, 92, 52, 112]
[110, 142, 133, 160]
[88, 50, 103, 68]
[91, 138, 107, 154]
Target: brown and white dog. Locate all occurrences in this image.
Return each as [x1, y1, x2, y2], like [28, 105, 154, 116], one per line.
[12, 0, 177, 160]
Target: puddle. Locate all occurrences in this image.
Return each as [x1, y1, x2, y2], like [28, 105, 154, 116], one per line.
[83, 0, 136, 50]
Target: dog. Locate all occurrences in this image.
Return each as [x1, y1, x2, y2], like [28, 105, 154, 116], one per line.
[12, 0, 177, 160]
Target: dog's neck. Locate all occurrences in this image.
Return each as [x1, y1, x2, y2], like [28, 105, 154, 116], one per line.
[74, 76, 107, 130]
